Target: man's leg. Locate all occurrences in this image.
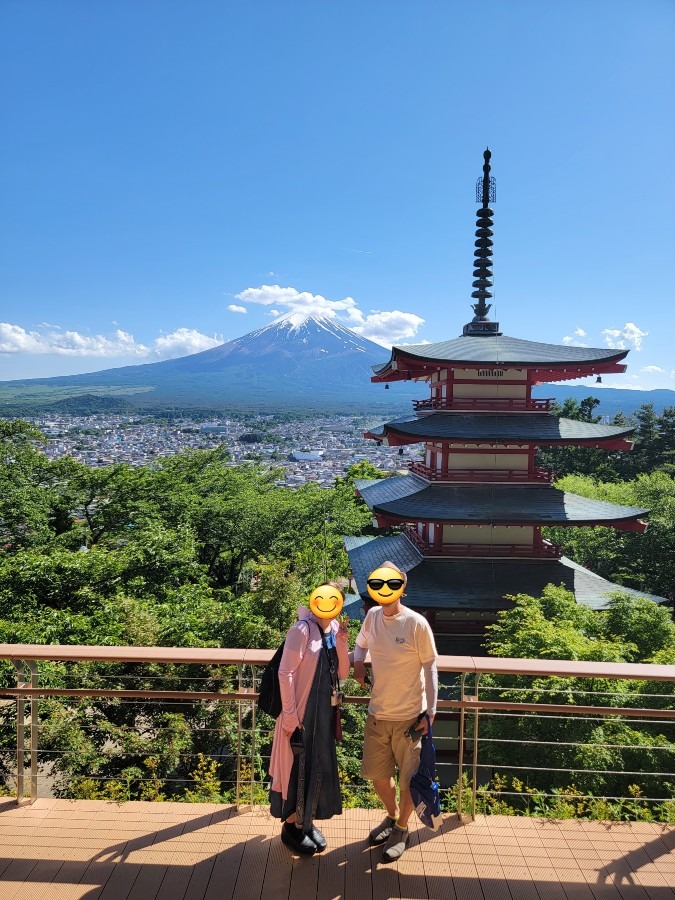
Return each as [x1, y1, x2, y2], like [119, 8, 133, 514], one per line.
[397, 784, 414, 829]
[363, 719, 400, 845]
[372, 777, 399, 820]
[379, 717, 422, 861]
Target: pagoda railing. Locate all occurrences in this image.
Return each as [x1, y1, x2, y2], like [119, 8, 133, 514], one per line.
[1, 644, 674, 824]
[408, 462, 555, 483]
[402, 526, 563, 558]
[413, 397, 553, 412]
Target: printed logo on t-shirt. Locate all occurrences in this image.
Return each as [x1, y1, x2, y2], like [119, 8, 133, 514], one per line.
[395, 637, 405, 644]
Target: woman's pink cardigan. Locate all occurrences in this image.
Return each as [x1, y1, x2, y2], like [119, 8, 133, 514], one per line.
[268, 607, 350, 801]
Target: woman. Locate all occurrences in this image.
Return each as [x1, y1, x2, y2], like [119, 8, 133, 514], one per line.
[268, 581, 350, 855]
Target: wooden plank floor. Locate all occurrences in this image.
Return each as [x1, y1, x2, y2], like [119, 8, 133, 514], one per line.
[0, 798, 673, 899]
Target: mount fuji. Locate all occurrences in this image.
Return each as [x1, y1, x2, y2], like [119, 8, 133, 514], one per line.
[0, 316, 419, 413]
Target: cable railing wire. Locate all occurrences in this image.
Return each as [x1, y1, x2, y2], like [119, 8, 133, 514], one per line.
[3, 646, 675, 816]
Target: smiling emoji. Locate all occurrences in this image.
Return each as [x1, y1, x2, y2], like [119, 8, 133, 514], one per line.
[309, 582, 345, 620]
[366, 564, 406, 605]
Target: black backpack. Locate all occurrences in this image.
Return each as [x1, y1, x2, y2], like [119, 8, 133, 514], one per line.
[257, 619, 312, 719]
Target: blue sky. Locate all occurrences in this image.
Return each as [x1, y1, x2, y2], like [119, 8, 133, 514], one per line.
[1, 0, 674, 390]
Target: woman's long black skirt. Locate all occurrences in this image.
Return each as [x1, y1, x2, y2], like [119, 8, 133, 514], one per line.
[269, 646, 342, 828]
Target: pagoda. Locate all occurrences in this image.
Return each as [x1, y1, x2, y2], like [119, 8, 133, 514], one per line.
[345, 150, 663, 654]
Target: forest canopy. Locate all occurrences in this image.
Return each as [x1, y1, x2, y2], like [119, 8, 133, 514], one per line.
[0, 413, 673, 810]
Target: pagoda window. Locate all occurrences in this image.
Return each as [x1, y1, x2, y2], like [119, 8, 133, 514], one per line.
[451, 382, 528, 400]
[496, 453, 528, 471]
[444, 451, 529, 471]
[442, 524, 534, 546]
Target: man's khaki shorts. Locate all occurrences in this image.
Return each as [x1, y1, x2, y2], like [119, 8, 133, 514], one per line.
[361, 715, 422, 787]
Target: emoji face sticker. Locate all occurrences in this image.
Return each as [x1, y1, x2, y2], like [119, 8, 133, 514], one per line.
[366, 565, 406, 605]
[309, 583, 345, 620]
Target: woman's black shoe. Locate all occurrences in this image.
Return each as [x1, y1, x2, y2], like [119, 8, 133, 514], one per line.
[305, 825, 327, 852]
[281, 822, 317, 855]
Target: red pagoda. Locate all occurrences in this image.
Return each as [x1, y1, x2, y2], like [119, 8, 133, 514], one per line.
[345, 150, 662, 654]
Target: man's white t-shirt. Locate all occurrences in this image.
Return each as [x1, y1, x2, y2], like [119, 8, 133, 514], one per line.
[355, 605, 438, 721]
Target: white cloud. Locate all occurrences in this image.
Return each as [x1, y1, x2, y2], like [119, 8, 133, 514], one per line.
[227, 304, 247, 314]
[641, 365, 664, 374]
[561, 326, 588, 347]
[354, 310, 425, 346]
[602, 322, 648, 351]
[153, 328, 221, 357]
[235, 284, 362, 324]
[234, 284, 425, 346]
[0, 323, 220, 361]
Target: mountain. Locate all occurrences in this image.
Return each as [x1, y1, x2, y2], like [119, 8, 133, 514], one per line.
[1, 316, 672, 415]
[533, 384, 675, 418]
[0, 316, 419, 413]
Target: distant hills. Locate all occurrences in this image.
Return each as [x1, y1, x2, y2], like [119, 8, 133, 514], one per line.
[532, 384, 675, 418]
[0, 316, 673, 416]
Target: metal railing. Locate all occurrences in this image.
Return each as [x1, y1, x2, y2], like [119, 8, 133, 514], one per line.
[402, 525, 562, 558]
[0, 644, 674, 821]
[407, 462, 555, 483]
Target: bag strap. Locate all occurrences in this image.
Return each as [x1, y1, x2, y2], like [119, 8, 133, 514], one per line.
[418, 714, 436, 776]
[297, 618, 338, 691]
[321, 628, 340, 693]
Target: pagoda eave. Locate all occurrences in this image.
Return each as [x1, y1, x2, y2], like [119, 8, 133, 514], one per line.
[371, 341, 629, 384]
[539, 438, 635, 451]
[371, 513, 648, 531]
[610, 519, 649, 534]
[355, 477, 650, 527]
[364, 430, 416, 446]
[531, 362, 627, 383]
[371, 355, 431, 383]
[366, 429, 635, 452]
[364, 414, 636, 446]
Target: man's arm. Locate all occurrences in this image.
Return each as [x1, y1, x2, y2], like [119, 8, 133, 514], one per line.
[421, 659, 438, 731]
[353, 613, 371, 687]
[353, 642, 369, 688]
[418, 619, 439, 734]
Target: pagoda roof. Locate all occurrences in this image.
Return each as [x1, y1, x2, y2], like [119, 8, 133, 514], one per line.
[367, 413, 635, 445]
[355, 475, 648, 526]
[372, 333, 628, 376]
[344, 534, 665, 611]
[368, 413, 635, 444]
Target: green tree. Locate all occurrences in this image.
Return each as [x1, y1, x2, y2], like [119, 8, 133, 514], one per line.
[546, 471, 675, 600]
[481, 586, 675, 804]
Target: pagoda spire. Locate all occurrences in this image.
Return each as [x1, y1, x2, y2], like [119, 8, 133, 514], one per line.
[463, 148, 501, 336]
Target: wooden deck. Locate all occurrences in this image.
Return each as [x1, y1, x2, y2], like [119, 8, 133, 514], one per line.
[0, 799, 673, 899]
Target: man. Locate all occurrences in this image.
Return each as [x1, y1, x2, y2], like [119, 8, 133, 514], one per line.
[353, 561, 438, 862]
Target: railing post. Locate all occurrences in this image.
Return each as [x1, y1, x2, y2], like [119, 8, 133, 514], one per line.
[236, 664, 243, 810]
[12, 660, 30, 804]
[471, 675, 481, 820]
[457, 672, 466, 820]
[28, 662, 38, 803]
[249, 664, 257, 808]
